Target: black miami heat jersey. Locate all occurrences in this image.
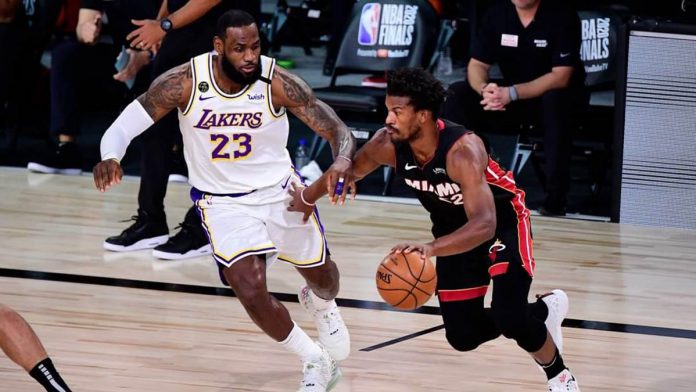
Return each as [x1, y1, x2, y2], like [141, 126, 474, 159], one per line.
[394, 120, 530, 241]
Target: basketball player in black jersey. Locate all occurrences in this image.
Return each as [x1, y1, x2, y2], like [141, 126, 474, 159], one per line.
[290, 68, 580, 391]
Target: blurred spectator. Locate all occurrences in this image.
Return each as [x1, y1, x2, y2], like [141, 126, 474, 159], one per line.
[26, 0, 158, 175]
[0, 0, 63, 151]
[442, 0, 587, 216]
[103, 0, 262, 261]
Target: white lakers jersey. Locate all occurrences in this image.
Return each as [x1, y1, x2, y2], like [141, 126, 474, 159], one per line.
[178, 53, 291, 194]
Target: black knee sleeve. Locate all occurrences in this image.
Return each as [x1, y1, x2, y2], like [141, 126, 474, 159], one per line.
[445, 329, 482, 352]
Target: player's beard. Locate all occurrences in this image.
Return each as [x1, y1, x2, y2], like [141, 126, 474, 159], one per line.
[221, 56, 261, 86]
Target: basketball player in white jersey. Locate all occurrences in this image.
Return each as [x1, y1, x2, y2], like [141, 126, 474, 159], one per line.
[93, 10, 354, 392]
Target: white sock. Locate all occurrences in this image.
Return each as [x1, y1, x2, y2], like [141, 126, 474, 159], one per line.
[280, 321, 322, 362]
[309, 288, 333, 311]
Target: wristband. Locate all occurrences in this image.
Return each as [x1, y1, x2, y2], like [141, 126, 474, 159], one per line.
[337, 155, 352, 163]
[300, 188, 316, 207]
[509, 85, 519, 101]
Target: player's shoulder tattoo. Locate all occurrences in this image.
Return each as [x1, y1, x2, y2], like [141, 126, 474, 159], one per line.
[138, 63, 192, 117]
[273, 66, 313, 105]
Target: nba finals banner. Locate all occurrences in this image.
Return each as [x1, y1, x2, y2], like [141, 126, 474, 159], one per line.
[335, 0, 439, 72]
[578, 10, 621, 86]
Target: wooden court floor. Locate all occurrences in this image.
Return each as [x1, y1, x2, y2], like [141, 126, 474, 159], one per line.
[1, 167, 695, 391]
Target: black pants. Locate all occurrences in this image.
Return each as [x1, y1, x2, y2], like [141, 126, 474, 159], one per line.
[136, 26, 212, 217]
[49, 38, 152, 138]
[0, 0, 61, 144]
[136, 0, 262, 218]
[435, 204, 548, 353]
[442, 81, 589, 208]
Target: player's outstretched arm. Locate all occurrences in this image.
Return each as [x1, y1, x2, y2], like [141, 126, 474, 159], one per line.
[271, 66, 356, 199]
[94, 63, 192, 192]
[288, 129, 396, 222]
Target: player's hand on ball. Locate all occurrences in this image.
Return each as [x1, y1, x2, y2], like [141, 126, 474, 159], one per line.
[391, 242, 433, 260]
[93, 159, 123, 192]
[287, 183, 314, 223]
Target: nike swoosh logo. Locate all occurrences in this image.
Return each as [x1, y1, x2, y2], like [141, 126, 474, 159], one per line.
[280, 177, 291, 189]
[405, 163, 418, 170]
[199, 95, 215, 101]
[560, 53, 570, 58]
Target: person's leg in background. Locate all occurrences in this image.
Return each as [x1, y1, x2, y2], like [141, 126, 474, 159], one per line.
[323, 0, 355, 76]
[104, 28, 210, 258]
[0, 3, 25, 155]
[537, 87, 587, 216]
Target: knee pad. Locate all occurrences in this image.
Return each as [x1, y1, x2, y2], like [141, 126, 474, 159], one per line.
[491, 306, 526, 340]
[491, 305, 546, 352]
[445, 330, 481, 352]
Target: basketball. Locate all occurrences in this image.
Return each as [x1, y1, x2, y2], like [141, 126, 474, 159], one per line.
[376, 251, 437, 310]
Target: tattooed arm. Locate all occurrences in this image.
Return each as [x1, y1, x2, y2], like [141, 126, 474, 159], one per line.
[94, 62, 192, 192]
[271, 66, 356, 160]
[271, 66, 356, 200]
[137, 62, 193, 121]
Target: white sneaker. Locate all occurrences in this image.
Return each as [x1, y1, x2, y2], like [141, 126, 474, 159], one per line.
[299, 285, 350, 361]
[539, 289, 569, 353]
[548, 369, 580, 392]
[297, 342, 342, 392]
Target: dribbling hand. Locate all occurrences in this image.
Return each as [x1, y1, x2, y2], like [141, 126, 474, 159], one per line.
[93, 159, 123, 192]
[391, 242, 433, 260]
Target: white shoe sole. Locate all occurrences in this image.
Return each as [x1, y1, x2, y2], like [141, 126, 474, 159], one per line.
[152, 244, 212, 260]
[168, 174, 189, 183]
[27, 163, 82, 175]
[327, 367, 341, 391]
[103, 235, 169, 252]
[542, 289, 569, 353]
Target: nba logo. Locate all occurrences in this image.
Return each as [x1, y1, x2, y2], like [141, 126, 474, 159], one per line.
[358, 3, 381, 46]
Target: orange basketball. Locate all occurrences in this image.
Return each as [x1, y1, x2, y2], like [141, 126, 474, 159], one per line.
[376, 251, 437, 310]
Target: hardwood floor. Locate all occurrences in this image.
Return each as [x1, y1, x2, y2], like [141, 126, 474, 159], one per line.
[1, 167, 695, 391]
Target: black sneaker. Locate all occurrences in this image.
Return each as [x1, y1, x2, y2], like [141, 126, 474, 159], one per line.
[104, 209, 169, 252]
[27, 142, 83, 175]
[539, 192, 567, 217]
[538, 204, 566, 217]
[152, 208, 211, 260]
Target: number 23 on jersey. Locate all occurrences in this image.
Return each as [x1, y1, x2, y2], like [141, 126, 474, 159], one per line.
[210, 133, 252, 161]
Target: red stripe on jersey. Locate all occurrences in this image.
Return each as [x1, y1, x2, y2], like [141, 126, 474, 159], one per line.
[485, 157, 535, 276]
[488, 262, 509, 277]
[438, 286, 488, 302]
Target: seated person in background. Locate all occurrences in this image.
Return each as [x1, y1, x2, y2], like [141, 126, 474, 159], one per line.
[442, 0, 586, 216]
[0, 303, 73, 392]
[27, 0, 158, 175]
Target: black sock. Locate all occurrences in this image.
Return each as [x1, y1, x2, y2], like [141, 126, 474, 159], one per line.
[537, 348, 566, 380]
[29, 358, 72, 392]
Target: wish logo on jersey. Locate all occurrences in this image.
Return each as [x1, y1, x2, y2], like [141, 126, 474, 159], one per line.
[358, 3, 381, 45]
[193, 109, 263, 130]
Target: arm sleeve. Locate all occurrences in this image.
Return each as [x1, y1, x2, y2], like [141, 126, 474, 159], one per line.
[470, 8, 497, 65]
[551, 8, 582, 67]
[100, 100, 155, 161]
